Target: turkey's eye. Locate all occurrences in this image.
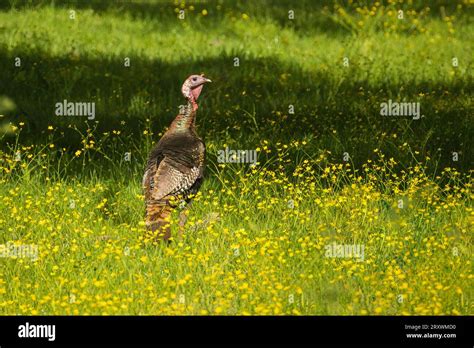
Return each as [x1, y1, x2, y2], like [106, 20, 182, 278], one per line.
[192, 77, 197, 82]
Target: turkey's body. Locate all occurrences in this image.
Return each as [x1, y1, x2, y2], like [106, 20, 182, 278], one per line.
[143, 79, 208, 241]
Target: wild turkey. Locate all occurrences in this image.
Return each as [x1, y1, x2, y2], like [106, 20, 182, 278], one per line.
[143, 74, 211, 241]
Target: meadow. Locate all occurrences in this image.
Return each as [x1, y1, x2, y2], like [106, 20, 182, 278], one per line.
[0, 0, 472, 315]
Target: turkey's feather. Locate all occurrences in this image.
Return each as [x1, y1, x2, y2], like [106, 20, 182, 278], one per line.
[143, 76, 209, 241]
[147, 156, 201, 201]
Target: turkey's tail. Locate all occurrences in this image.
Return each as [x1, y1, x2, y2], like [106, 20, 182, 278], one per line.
[145, 201, 173, 241]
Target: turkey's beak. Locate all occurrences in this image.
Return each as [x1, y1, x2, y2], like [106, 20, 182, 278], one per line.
[203, 78, 212, 83]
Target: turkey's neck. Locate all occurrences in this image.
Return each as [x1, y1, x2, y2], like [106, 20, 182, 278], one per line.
[169, 98, 198, 133]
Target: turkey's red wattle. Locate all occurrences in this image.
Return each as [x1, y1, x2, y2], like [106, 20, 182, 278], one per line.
[191, 85, 203, 100]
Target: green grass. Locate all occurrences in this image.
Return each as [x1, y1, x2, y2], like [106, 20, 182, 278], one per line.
[0, 0, 472, 315]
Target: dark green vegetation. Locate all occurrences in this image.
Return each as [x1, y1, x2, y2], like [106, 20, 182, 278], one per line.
[1, 0, 472, 176]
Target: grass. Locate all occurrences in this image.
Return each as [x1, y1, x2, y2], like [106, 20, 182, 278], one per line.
[0, 0, 472, 315]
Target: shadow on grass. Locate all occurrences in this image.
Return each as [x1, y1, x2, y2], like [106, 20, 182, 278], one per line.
[0, 45, 471, 175]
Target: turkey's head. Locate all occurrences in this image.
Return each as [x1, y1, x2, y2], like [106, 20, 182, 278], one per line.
[181, 74, 212, 105]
